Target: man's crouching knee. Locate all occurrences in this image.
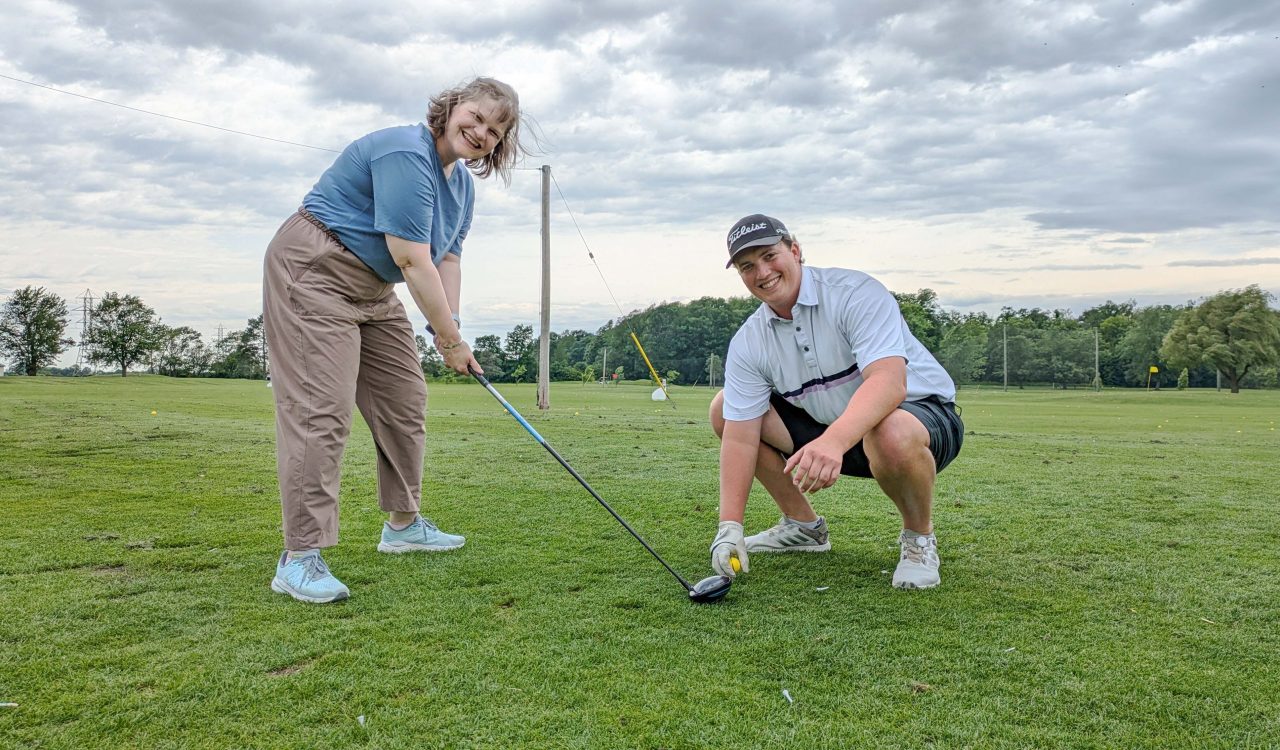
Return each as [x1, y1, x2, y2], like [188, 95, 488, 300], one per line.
[709, 390, 726, 439]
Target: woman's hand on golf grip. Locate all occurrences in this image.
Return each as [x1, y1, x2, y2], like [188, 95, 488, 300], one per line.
[435, 336, 479, 374]
[783, 436, 843, 493]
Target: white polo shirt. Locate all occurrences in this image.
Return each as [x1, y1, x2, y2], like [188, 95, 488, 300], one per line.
[722, 266, 957, 425]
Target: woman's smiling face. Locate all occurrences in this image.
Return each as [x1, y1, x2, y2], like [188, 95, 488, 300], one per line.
[441, 96, 507, 162]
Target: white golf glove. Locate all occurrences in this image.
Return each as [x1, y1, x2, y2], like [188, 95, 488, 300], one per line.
[710, 520, 749, 578]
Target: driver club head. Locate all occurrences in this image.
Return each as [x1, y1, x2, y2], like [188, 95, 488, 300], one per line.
[688, 574, 733, 604]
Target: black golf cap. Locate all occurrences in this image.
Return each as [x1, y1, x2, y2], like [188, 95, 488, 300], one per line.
[726, 214, 790, 268]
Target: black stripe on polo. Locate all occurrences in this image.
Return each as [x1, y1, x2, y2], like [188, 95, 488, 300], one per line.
[777, 362, 860, 400]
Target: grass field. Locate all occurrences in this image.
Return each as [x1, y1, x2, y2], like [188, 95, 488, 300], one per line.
[1, 376, 1277, 749]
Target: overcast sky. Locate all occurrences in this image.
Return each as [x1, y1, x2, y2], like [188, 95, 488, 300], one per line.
[2, 0, 1278, 363]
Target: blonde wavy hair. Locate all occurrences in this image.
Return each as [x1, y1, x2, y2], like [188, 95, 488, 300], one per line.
[426, 77, 524, 184]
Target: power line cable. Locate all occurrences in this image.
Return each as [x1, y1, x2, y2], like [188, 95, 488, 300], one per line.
[3, 73, 556, 166]
[1, 72, 344, 152]
[549, 172, 628, 320]
[549, 172, 674, 402]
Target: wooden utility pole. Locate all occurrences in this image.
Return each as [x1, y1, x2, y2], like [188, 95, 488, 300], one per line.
[538, 165, 551, 410]
[1093, 328, 1100, 390]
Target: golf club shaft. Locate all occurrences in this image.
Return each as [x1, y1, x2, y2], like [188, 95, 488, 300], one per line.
[469, 367, 693, 591]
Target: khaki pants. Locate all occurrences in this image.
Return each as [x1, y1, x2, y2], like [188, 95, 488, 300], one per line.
[263, 211, 426, 550]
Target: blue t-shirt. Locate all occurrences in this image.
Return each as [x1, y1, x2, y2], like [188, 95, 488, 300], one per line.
[302, 124, 474, 283]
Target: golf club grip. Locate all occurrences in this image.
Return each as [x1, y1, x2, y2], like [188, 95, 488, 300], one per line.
[469, 367, 693, 590]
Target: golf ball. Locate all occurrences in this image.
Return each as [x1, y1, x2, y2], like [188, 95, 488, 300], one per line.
[150, 410, 157, 416]
[730, 557, 741, 573]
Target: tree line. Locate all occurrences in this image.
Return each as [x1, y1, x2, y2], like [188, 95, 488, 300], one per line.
[0, 288, 267, 379]
[4, 285, 1278, 392]
[418, 286, 1280, 393]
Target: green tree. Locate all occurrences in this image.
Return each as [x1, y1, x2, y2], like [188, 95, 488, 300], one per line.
[1079, 301, 1138, 386]
[1115, 305, 1183, 387]
[892, 289, 944, 351]
[1161, 285, 1280, 394]
[240, 315, 269, 379]
[211, 315, 269, 379]
[473, 334, 507, 380]
[0, 286, 73, 376]
[1027, 327, 1094, 388]
[415, 334, 446, 379]
[1095, 314, 1134, 386]
[985, 309, 1041, 386]
[209, 328, 238, 377]
[936, 313, 989, 384]
[84, 293, 162, 376]
[706, 352, 723, 387]
[156, 325, 210, 377]
[550, 329, 595, 381]
[504, 324, 536, 382]
[1078, 300, 1136, 329]
[595, 296, 758, 383]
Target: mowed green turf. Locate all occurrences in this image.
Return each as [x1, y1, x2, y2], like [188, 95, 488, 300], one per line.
[1, 376, 1277, 749]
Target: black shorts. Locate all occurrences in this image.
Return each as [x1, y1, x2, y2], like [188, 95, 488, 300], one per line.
[769, 393, 964, 478]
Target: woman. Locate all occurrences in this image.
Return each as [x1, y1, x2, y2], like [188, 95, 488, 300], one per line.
[263, 77, 523, 603]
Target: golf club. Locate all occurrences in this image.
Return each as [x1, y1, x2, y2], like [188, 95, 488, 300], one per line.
[469, 366, 732, 604]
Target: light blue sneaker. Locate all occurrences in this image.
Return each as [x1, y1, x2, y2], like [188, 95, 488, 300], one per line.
[270, 550, 350, 603]
[377, 516, 465, 554]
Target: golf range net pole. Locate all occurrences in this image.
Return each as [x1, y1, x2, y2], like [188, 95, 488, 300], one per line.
[469, 367, 694, 591]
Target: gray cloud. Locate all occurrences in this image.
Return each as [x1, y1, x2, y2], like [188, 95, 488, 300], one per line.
[955, 263, 1144, 274]
[5, 0, 1276, 237]
[1167, 257, 1280, 267]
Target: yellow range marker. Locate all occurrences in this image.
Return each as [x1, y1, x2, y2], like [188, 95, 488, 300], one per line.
[629, 332, 672, 401]
[730, 557, 741, 573]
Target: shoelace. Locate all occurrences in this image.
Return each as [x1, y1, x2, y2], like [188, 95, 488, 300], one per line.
[295, 554, 331, 582]
[420, 518, 439, 531]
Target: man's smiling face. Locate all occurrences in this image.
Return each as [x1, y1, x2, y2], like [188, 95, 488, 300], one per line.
[732, 239, 804, 317]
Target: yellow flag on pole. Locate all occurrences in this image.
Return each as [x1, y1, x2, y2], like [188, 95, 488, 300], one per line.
[1149, 366, 1159, 373]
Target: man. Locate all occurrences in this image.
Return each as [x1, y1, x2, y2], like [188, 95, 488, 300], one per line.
[709, 214, 964, 590]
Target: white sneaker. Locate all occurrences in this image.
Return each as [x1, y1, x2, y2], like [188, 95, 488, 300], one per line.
[744, 516, 831, 553]
[893, 531, 940, 589]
